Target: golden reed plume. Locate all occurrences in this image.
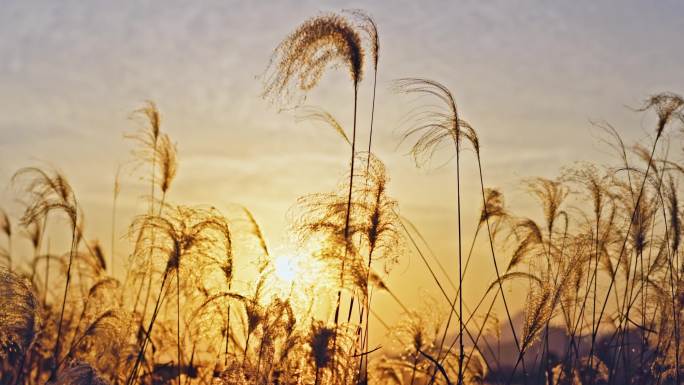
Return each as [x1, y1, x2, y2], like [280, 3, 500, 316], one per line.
[263, 13, 364, 104]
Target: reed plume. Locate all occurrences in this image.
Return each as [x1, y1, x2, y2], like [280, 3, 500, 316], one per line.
[156, 133, 178, 196]
[665, 176, 680, 254]
[296, 106, 351, 145]
[524, 177, 568, 239]
[24, 216, 42, 255]
[126, 101, 162, 210]
[345, 9, 380, 172]
[12, 168, 78, 229]
[461, 188, 510, 278]
[263, 13, 363, 104]
[638, 93, 684, 137]
[388, 299, 446, 385]
[394, 78, 479, 385]
[127, 101, 161, 167]
[294, 181, 364, 287]
[355, 153, 402, 272]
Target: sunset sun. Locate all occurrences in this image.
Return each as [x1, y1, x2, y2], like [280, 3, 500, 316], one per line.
[272, 253, 297, 285]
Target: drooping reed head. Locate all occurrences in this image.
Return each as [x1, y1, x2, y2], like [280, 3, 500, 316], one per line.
[134, 100, 160, 142]
[126, 101, 164, 178]
[218, 222, 234, 285]
[295, 106, 351, 145]
[24, 217, 42, 251]
[294, 189, 363, 248]
[12, 167, 78, 228]
[507, 218, 544, 271]
[263, 13, 364, 104]
[354, 153, 402, 270]
[392, 304, 441, 353]
[524, 177, 568, 235]
[130, 205, 231, 279]
[394, 78, 478, 167]
[521, 280, 554, 347]
[480, 188, 507, 225]
[0, 208, 11, 239]
[627, 191, 655, 255]
[563, 162, 613, 220]
[344, 9, 378, 70]
[156, 133, 178, 194]
[91, 240, 107, 274]
[665, 177, 680, 254]
[368, 270, 389, 293]
[638, 92, 684, 137]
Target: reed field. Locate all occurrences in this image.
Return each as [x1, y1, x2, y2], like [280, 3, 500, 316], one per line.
[1, 7, 684, 385]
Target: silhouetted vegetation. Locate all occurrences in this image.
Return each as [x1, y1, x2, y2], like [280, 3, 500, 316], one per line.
[1, 9, 683, 385]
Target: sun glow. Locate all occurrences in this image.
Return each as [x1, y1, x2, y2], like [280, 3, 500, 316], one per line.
[272, 253, 297, 285]
[264, 245, 336, 318]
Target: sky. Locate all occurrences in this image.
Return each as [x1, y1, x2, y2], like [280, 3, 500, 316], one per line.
[1, 0, 683, 345]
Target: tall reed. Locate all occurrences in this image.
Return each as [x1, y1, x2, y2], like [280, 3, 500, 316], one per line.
[395, 78, 476, 385]
[588, 93, 684, 381]
[12, 168, 78, 380]
[264, 14, 367, 381]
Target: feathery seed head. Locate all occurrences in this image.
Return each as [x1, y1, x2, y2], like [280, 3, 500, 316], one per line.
[394, 78, 479, 167]
[263, 13, 364, 105]
[639, 92, 684, 137]
[344, 9, 379, 70]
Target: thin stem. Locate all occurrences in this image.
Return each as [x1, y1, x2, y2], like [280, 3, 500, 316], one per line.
[242, 332, 251, 367]
[125, 271, 169, 385]
[111, 171, 119, 275]
[49, 213, 78, 381]
[332, 82, 359, 383]
[456, 137, 464, 385]
[476, 155, 524, 379]
[177, 272, 182, 385]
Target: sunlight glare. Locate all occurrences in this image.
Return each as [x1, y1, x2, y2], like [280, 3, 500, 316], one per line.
[273, 253, 297, 285]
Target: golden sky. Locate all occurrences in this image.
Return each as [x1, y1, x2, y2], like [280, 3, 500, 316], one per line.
[1, 0, 683, 347]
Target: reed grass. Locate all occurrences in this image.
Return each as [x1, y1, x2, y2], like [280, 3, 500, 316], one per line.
[1, 9, 684, 385]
